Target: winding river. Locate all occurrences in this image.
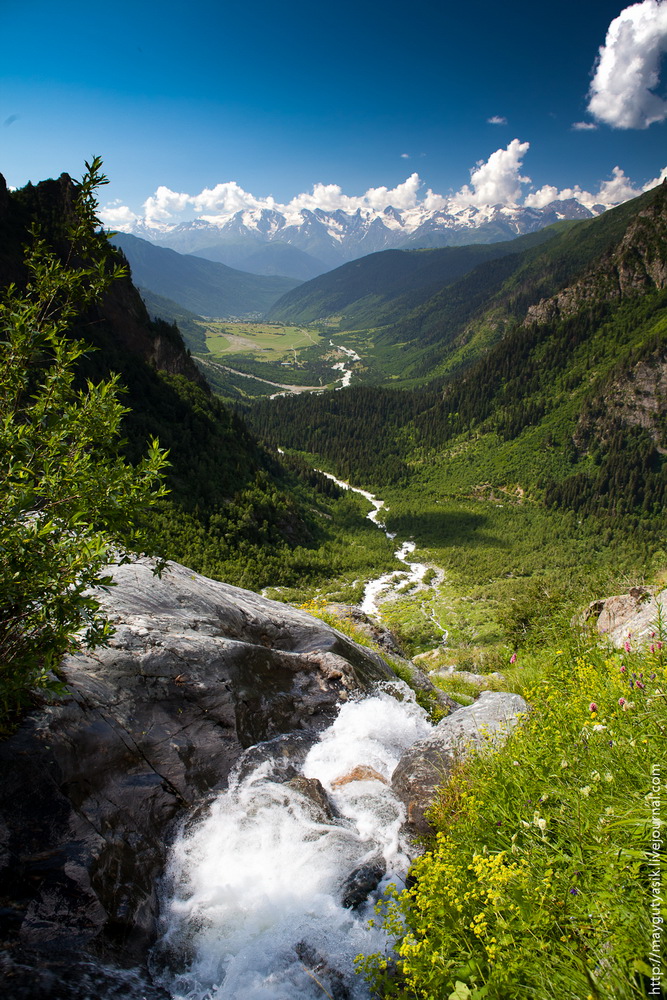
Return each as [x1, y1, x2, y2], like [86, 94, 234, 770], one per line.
[318, 471, 446, 631]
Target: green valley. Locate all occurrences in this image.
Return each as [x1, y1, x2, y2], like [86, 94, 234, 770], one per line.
[242, 182, 667, 663]
[2, 163, 665, 1000]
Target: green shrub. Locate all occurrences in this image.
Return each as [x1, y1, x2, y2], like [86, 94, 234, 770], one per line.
[0, 159, 167, 725]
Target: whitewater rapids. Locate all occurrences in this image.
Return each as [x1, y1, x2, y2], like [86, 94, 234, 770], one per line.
[150, 683, 434, 1000]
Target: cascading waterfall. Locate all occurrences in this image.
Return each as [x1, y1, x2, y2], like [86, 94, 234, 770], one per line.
[150, 459, 451, 999]
[150, 683, 434, 1000]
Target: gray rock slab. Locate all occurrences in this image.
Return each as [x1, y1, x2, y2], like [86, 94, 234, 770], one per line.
[392, 691, 528, 836]
[0, 557, 394, 983]
[585, 587, 666, 648]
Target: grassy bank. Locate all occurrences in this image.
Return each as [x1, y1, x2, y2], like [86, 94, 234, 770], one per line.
[358, 623, 666, 999]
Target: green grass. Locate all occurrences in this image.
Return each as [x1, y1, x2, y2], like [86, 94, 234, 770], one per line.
[358, 625, 667, 999]
[200, 320, 322, 361]
[359, 487, 653, 672]
[195, 320, 378, 397]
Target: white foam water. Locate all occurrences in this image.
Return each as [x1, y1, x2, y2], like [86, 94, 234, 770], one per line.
[151, 684, 433, 1000]
[317, 471, 442, 617]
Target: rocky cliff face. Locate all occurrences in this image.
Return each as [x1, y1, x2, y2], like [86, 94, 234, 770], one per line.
[525, 182, 667, 327]
[576, 352, 667, 453]
[0, 558, 394, 995]
[0, 172, 207, 391]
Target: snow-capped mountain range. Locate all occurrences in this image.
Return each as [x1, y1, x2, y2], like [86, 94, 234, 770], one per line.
[118, 197, 603, 280]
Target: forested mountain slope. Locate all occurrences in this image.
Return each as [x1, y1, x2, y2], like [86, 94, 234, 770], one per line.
[112, 232, 302, 318]
[0, 171, 395, 595]
[267, 228, 558, 329]
[373, 183, 667, 382]
[246, 183, 667, 534]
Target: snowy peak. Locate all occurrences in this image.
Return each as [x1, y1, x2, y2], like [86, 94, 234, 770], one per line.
[117, 197, 600, 278]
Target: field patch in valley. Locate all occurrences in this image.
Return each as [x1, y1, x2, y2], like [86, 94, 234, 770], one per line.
[201, 321, 321, 363]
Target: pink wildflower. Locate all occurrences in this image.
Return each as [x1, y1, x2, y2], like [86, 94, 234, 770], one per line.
[618, 697, 626, 707]
[620, 665, 626, 673]
[589, 702, 598, 713]
[624, 641, 631, 653]
[510, 653, 517, 664]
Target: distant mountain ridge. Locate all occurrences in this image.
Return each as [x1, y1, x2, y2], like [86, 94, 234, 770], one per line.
[267, 227, 561, 328]
[118, 197, 602, 280]
[112, 233, 302, 319]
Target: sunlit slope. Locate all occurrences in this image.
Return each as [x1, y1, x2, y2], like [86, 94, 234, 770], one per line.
[267, 229, 558, 329]
[374, 183, 667, 381]
[247, 183, 667, 533]
[268, 185, 666, 386]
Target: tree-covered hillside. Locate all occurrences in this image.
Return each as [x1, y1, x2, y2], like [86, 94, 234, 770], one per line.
[0, 169, 398, 601]
[246, 184, 667, 538]
[267, 229, 557, 329]
[112, 232, 302, 319]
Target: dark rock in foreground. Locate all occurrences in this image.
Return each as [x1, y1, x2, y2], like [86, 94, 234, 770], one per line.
[340, 859, 386, 910]
[0, 557, 393, 991]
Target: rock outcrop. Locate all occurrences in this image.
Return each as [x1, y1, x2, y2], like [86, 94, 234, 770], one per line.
[584, 586, 666, 647]
[0, 171, 206, 392]
[391, 691, 528, 835]
[320, 604, 460, 715]
[525, 183, 667, 327]
[0, 558, 394, 992]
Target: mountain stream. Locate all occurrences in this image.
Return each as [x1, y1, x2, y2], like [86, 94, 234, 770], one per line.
[147, 470, 450, 999]
[147, 360, 450, 999]
[151, 684, 435, 1000]
[319, 472, 446, 629]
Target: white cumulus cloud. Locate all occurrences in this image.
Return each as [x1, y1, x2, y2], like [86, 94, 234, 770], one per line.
[587, 0, 667, 128]
[98, 141, 666, 232]
[100, 199, 140, 228]
[456, 139, 532, 207]
[143, 186, 192, 223]
[524, 165, 647, 209]
[286, 173, 424, 215]
[571, 121, 598, 131]
[192, 181, 271, 219]
[644, 165, 667, 188]
[487, 115, 508, 125]
[597, 165, 644, 203]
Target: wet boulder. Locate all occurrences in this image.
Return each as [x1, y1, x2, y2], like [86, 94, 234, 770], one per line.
[340, 859, 386, 910]
[285, 776, 339, 822]
[392, 691, 528, 836]
[230, 731, 318, 786]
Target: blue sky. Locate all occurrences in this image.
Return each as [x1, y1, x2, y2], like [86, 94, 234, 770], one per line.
[1, 0, 666, 222]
